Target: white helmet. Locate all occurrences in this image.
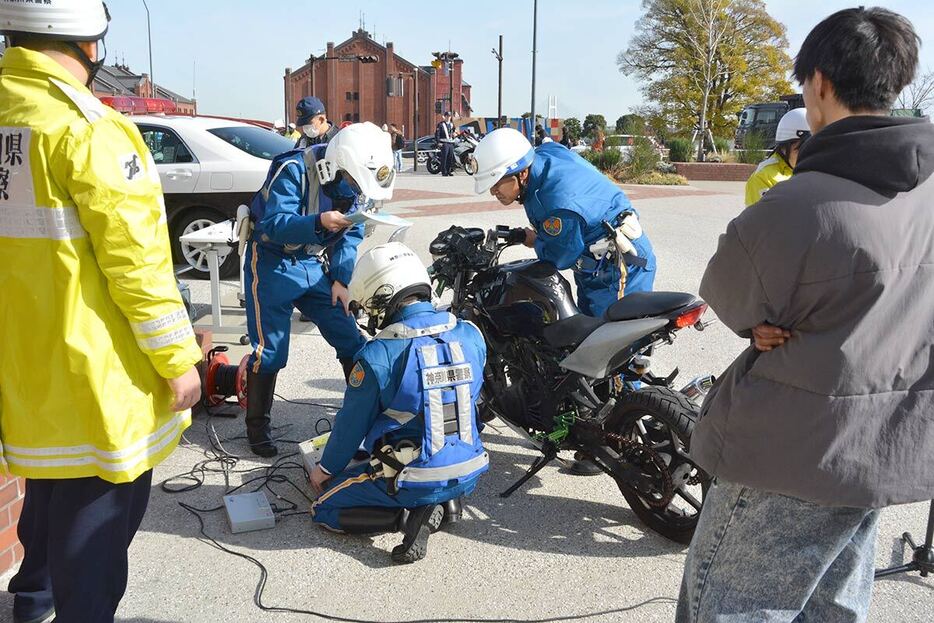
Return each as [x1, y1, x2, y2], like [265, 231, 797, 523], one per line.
[472, 127, 536, 195]
[0, 0, 109, 40]
[273, 119, 285, 130]
[316, 121, 395, 201]
[349, 242, 432, 332]
[775, 108, 811, 143]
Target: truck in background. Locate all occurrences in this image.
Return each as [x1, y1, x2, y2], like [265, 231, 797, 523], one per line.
[734, 94, 804, 150]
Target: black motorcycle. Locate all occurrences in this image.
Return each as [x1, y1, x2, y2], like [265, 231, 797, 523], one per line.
[428, 225, 713, 543]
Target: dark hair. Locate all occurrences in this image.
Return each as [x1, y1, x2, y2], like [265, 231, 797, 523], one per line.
[793, 7, 919, 111]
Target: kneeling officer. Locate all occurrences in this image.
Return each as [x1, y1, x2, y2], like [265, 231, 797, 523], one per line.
[244, 122, 396, 457]
[309, 242, 489, 564]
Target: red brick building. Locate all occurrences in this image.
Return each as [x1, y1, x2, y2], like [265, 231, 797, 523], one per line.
[284, 28, 470, 138]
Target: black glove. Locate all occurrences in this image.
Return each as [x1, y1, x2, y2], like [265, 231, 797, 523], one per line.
[506, 227, 527, 245]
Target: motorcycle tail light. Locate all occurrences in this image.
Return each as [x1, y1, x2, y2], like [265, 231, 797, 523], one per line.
[672, 304, 708, 329]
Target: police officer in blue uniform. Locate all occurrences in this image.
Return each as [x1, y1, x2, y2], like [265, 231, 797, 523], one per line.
[472, 127, 656, 316]
[472, 127, 656, 475]
[308, 242, 488, 564]
[243, 122, 396, 457]
[293, 96, 339, 150]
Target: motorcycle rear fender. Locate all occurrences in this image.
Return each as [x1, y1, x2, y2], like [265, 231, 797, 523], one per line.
[559, 318, 667, 379]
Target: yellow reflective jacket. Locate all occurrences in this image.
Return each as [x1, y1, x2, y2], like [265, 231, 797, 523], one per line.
[744, 155, 794, 207]
[0, 48, 202, 483]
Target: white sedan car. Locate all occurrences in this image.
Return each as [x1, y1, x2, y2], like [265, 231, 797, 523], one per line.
[132, 115, 295, 278]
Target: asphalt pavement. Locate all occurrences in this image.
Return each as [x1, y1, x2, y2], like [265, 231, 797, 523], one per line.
[1, 170, 930, 623]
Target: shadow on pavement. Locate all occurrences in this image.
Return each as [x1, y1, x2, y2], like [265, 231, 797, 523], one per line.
[141, 403, 686, 570]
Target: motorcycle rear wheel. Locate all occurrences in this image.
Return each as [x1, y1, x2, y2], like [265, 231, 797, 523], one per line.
[605, 387, 710, 544]
[426, 157, 442, 175]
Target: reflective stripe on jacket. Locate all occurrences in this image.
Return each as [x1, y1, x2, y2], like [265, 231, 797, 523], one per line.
[0, 47, 202, 482]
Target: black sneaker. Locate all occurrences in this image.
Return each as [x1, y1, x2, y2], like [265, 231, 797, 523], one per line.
[391, 504, 443, 564]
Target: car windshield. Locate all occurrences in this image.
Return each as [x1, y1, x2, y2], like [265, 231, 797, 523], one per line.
[207, 126, 294, 159]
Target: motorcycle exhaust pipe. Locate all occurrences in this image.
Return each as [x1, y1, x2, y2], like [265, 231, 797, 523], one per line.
[679, 375, 716, 402]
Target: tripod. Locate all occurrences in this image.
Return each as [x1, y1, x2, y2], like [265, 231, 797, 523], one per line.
[875, 499, 934, 579]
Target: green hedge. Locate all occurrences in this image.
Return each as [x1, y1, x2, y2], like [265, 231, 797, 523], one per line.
[668, 138, 692, 162]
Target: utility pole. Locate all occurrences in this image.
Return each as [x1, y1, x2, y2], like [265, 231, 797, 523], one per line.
[492, 35, 503, 127]
[142, 0, 153, 95]
[530, 0, 538, 136]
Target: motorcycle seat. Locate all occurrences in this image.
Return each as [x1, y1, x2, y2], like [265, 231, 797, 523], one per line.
[542, 314, 606, 348]
[604, 292, 698, 322]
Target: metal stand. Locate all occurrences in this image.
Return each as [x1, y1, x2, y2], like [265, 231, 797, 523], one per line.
[499, 443, 557, 498]
[875, 500, 934, 579]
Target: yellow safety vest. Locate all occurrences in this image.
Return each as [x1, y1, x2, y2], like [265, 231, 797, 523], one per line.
[0, 47, 202, 483]
[744, 155, 794, 207]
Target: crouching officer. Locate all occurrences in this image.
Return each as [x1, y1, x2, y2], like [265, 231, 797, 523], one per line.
[473, 127, 657, 316]
[244, 122, 396, 457]
[309, 242, 489, 564]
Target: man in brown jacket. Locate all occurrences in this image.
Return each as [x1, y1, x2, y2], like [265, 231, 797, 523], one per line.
[677, 7, 932, 623]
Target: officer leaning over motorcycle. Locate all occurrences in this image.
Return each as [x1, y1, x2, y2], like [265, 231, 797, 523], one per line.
[242, 122, 395, 457]
[472, 128, 657, 316]
[308, 243, 489, 564]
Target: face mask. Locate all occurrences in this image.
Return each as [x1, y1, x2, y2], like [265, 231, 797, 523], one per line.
[303, 124, 320, 139]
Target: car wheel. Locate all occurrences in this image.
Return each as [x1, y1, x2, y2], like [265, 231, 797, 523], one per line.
[416, 152, 429, 164]
[171, 207, 239, 279]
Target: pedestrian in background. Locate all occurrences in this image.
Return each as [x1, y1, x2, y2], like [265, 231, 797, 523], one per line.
[679, 7, 931, 623]
[0, 1, 203, 621]
[390, 124, 405, 172]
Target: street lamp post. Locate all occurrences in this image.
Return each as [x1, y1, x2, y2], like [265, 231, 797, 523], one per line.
[491, 35, 503, 127]
[530, 0, 538, 137]
[141, 0, 153, 95]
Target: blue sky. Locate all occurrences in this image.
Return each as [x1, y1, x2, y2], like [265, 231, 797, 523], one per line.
[104, 1, 934, 122]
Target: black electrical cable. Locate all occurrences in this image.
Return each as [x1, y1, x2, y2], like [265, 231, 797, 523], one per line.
[168, 403, 678, 621]
[180, 502, 677, 623]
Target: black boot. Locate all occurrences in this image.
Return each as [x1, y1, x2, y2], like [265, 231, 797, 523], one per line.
[340, 357, 355, 384]
[391, 504, 443, 564]
[440, 497, 463, 528]
[334, 507, 402, 535]
[245, 370, 278, 457]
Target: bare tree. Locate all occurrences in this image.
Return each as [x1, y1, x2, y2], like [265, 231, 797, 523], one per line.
[683, 0, 732, 161]
[896, 70, 934, 114]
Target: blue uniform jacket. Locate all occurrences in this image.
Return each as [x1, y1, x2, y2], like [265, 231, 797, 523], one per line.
[253, 149, 364, 287]
[523, 143, 655, 273]
[320, 302, 487, 476]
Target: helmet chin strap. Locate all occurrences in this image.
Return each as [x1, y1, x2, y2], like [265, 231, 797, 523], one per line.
[67, 40, 106, 88]
[516, 172, 530, 205]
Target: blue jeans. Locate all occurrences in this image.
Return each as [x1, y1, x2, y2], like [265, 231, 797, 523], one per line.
[394, 149, 403, 172]
[677, 480, 880, 623]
